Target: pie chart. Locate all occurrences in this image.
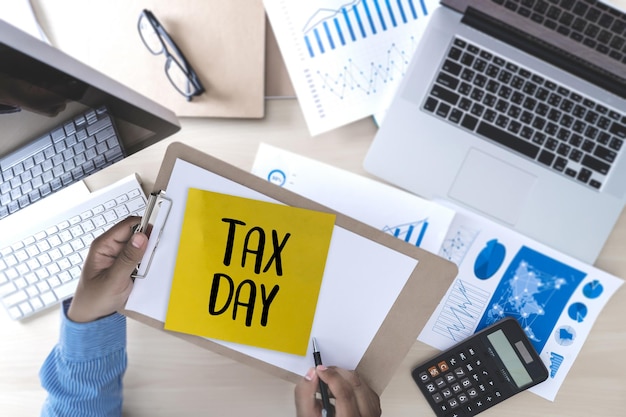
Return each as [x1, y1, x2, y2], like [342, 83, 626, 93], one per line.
[582, 280, 603, 299]
[555, 325, 576, 346]
[474, 239, 506, 280]
[567, 302, 588, 323]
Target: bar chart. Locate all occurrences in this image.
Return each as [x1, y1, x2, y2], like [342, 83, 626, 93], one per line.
[265, 0, 438, 135]
[303, 0, 429, 58]
[382, 219, 429, 247]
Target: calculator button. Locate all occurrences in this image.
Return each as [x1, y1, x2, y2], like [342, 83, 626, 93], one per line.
[442, 388, 453, 399]
[438, 361, 450, 372]
[448, 357, 458, 366]
[458, 393, 469, 404]
[428, 366, 440, 377]
[453, 367, 466, 378]
[444, 372, 456, 383]
[418, 371, 430, 382]
[451, 383, 462, 394]
[467, 387, 479, 398]
[460, 378, 472, 389]
[448, 398, 460, 409]
[432, 392, 444, 404]
[426, 382, 437, 393]
[435, 378, 446, 389]
[474, 398, 486, 409]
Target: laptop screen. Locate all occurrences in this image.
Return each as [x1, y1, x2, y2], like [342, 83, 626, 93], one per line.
[0, 20, 180, 165]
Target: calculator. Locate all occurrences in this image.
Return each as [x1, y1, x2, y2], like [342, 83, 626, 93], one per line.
[411, 317, 548, 417]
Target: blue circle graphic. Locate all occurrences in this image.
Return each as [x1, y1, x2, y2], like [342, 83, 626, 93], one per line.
[474, 239, 506, 280]
[582, 280, 603, 299]
[555, 325, 576, 346]
[567, 302, 588, 323]
[267, 169, 286, 187]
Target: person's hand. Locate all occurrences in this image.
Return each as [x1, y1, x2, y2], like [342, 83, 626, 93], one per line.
[67, 217, 148, 323]
[295, 365, 381, 417]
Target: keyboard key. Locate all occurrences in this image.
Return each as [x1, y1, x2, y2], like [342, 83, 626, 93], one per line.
[3, 289, 28, 307]
[40, 291, 57, 306]
[477, 122, 540, 158]
[431, 85, 460, 105]
[53, 280, 79, 301]
[582, 154, 610, 174]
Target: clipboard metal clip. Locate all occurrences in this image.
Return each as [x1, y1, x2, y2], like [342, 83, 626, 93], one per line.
[132, 190, 172, 279]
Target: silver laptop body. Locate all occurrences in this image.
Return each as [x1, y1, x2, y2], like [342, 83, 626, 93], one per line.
[365, 0, 626, 264]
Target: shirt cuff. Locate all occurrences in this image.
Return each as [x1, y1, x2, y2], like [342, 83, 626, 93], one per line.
[58, 298, 127, 362]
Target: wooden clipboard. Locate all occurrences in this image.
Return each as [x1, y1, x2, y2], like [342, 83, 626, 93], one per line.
[123, 142, 458, 395]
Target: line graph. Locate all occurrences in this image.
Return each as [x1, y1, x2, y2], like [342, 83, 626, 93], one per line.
[315, 39, 415, 98]
[303, 0, 429, 57]
[432, 279, 491, 342]
[439, 225, 480, 266]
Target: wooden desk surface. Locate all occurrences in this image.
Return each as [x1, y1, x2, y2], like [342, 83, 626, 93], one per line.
[0, 99, 624, 416]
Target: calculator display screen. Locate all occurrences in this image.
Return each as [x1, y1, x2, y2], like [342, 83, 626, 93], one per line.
[487, 329, 533, 388]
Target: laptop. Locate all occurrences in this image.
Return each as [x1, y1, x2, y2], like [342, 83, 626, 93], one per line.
[364, 0, 626, 264]
[0, 19, 179, 235]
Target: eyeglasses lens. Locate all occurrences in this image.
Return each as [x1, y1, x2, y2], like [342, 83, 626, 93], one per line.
[138, 14, 163, 54]
[165, 58, 195, 97]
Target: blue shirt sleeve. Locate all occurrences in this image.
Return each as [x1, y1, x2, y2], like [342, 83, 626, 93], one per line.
[39, 299, 127, 417]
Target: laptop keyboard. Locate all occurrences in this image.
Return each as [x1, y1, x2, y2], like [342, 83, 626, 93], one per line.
[423, 37, 626, 190]
[492, 0, 626, 64]
[0, 106, 125, 220]
[0, 175, 146, 320]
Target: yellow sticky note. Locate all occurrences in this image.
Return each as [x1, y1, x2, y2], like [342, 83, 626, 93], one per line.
[164, 188, 336, 355]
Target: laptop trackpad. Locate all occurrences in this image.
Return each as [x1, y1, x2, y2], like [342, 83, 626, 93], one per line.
[448, 149, 537, 225]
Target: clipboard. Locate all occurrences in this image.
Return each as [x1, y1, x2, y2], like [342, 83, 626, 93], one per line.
[123, 142, 458, 395]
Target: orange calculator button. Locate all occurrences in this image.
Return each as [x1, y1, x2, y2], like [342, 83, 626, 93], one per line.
[428, 366, 440, 377]
[438, 361, 450, 372]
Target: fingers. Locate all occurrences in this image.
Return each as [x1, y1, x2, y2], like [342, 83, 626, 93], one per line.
[295, 368, 322, 417]
[68, 217, 148, 323]
[318, 367, 381, 417]
[105, 218, 148, 280]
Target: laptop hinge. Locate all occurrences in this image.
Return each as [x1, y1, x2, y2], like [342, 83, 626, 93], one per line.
[461, 6, 626, 100]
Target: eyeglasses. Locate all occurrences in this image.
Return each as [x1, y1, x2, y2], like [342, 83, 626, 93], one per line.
[137, 9, 205, 101]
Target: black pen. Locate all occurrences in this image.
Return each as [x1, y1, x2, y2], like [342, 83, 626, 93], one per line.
[312, 337, 333, 417]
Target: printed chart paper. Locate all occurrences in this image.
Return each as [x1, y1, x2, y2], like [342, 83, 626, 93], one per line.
[165, 189, 336, 355]
[420, 203, 624, 401]
[251, 143, 455, 254]
[264, 0, 439, 135]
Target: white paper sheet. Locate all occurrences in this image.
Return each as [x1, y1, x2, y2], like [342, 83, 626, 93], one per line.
[420, 202, 624, 401]
[264, 0, 439, 135]
[125, 159, 418, 377]
[251, 143, 455, 254]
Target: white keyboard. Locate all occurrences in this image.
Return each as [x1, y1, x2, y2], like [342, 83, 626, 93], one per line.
[0, 175, 146, 320]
